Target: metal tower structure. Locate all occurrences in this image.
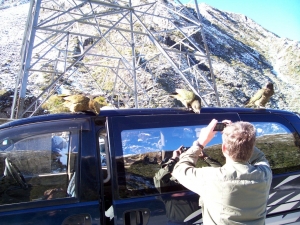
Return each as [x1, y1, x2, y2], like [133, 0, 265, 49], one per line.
[11, 0, 220, 119]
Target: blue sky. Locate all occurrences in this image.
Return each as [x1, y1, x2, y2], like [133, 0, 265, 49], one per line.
[195, 0, 300, 41]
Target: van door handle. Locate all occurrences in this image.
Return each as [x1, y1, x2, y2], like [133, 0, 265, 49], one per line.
[123, 209, 150, 225]
[61, 213, 92, 225]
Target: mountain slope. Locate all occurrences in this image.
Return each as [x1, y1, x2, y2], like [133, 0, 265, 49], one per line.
[197, 3, 300, 110]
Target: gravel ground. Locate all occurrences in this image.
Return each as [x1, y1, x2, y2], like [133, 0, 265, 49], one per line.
[0, 2, 29, 91]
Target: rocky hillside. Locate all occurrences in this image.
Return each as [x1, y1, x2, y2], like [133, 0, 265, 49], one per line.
[0, 0, 299, 118]
[198, 3, 300, 111]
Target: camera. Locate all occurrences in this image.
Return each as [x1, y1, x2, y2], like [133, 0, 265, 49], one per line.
[213, 122, 226, 131]
[180, 146, 189, 152]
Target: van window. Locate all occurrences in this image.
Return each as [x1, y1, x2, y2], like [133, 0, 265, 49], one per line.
[119, 125, 224, 198]
[253, 122, 300, 174]
[0, 131, 78, 205]
[99, 137, 106, 167]
[238, 114, 300, 175]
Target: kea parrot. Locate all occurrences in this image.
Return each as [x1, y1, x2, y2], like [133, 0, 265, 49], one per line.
[170, 89, 201, 114]
[63, 94, 101, 115]
[245, 82, 274, 108]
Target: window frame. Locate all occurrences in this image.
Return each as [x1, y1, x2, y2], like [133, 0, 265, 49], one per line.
[0, 119, 89, 212]
[108, 113, 240, 199]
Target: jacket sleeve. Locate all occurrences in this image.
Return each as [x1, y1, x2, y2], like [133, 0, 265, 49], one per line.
[153, 159, 177, 193]
[249, 146, 271, 168]
[172, 142, 204, 195]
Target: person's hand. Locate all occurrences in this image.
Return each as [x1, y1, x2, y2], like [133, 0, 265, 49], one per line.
[171, 145, 183, 159]
[198, 148, 207, 159]
[222, 120, 232, 126]
[221, 120, 232, 133]
[197, 119, 218, 147]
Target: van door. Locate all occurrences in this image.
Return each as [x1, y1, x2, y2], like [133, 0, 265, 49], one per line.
[238, 113, 300, 224]
[0, 118, 102, 225]
[107, 113, 240, 225]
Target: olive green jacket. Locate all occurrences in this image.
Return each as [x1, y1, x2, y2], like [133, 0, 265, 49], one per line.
[172, 144, 272, 225]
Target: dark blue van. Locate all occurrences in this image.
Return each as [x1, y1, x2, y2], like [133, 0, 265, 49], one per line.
[0, 108, 299, 224]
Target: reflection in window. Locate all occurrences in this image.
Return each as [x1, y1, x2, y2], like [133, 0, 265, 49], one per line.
[121, 125, 224, 156]
[119, 125, 224, 197]
[99, 137, 106, 166]
[117, 121, 300, 198]
[0, 131, 77, 205]
[253, 122, 300, 174]
[254, 122, 289, 137]
[2, 133, 70, 175]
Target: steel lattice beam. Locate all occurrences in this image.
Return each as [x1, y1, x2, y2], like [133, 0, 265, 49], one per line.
[11, 0, 220, 119]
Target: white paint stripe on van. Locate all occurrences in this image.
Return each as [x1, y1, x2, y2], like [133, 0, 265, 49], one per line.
[268, 201, 299, 214]
[274, 175, 300, 189]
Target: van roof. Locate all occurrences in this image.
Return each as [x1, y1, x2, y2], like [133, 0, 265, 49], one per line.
[0, 107, 296, 129]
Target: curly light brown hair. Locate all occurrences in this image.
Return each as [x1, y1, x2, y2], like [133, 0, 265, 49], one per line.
[222, 121, 256, 162]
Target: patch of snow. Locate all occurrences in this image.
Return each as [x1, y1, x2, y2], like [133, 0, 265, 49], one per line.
[272, 65, 288, 83]
[0, 2, 30, 91]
